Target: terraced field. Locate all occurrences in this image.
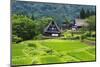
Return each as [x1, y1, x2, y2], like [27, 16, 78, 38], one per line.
[12, 39, 96, 65]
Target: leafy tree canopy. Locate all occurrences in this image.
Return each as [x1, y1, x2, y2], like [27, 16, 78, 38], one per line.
[86, 15, 96, 31]
[12, 14, 52, 41]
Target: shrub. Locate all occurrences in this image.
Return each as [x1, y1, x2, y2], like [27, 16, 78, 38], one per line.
[80, 34, 87, 41]
[34, 34, 43, 40]
[12, 35, 23, 43]
[12, 15, 36, 40]
[86, 37, 96, 41]
[63, 32, 72, 38]
[84, 31, 91, 37]
[73, 35, 80, 39]
[28, 43, 37, 48]
[91, 32, 96, 37]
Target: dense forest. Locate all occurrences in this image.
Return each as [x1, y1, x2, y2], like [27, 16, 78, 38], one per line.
[12, 1, 96, 43]
[11, 1, 96, 22]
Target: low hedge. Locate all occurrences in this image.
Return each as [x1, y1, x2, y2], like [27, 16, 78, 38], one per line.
[86, 37, 96, 41]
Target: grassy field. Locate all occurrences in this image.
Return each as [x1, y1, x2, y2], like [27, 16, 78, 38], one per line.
[12, 39, 96, 65]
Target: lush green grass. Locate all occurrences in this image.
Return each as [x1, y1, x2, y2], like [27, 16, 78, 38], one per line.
[87, 47, 96, 55]
[12, 44, 27, 56]
[42, 40, 87, 52]
[12, 39, 96, 65]
[40, 55, 61, 64]
[12, 56, 33, 65]
[68, 51, 95, 61]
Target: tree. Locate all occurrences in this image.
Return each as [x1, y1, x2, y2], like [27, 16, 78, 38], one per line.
[12, 14, 36, 40]
[80, 8, 86, 19]
[86, 15, 96, 36]
[12, 35, 23, 43]
[64, 17, 71, 24]
[85, 9, 91, 17]
[12, 14, 51, 41]
[31, 14, 35, 20]
[90, 10, 96, 16]
[35, 17, 53, 34]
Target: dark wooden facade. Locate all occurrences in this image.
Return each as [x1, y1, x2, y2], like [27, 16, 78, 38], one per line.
[44, 21, 61, 37]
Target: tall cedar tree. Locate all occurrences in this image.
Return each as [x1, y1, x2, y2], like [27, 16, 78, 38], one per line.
[80, 8, 95, 19]
[80, 8, 86, 19]
[85, 9, 91, 17]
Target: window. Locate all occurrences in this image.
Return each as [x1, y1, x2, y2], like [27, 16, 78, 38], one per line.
[52, 34, 58, 36]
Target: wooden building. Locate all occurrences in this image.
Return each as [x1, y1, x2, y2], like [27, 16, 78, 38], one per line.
[71, 19, 89, 31]
[44, 21, 61, 37]
[74, 19, 88, 28]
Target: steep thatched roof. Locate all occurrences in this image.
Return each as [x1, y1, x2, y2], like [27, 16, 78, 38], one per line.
[44, 21, 61, 33]
[75, 19, 88, 26]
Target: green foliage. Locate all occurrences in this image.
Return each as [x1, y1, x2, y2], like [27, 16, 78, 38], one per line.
[86, 37, 96, 41]
[80, 34, 86, 40]
[80, 8, 95, 19]
[31, 14, 35, 20]
[84, 31, 91, 37]
[46, 49, 54, 55]
[28, 43, 37, 48]
[34, 34, 43, 40]
[12, 14, 36, 40]
[64, 17, 71, 24]
[80, 8, 86, 19]
[12, 35, 23, 43]
[87, 47, 96, 54]
[63, 31, 72, 38]
[86, 15, 96, 31]
[35, 17, 53, 34]
[73, 35, 80, 39]
[40, 55, 61, 64]
[91, 32, 96, 37]
[80, 31, 96, 41]
[68, 51, 95, 61]
[43, 40, 87, 52]
[12, 14, 52, 41]
[12, 39, 95, 65]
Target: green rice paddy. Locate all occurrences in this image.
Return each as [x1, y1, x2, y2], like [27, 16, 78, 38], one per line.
[12, 39, 96, 65]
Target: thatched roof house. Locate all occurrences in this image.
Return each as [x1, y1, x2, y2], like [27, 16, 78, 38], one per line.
[74, 19, 88, 27]
[44, 21, 61, 36]
[71, 19, 89, 31]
